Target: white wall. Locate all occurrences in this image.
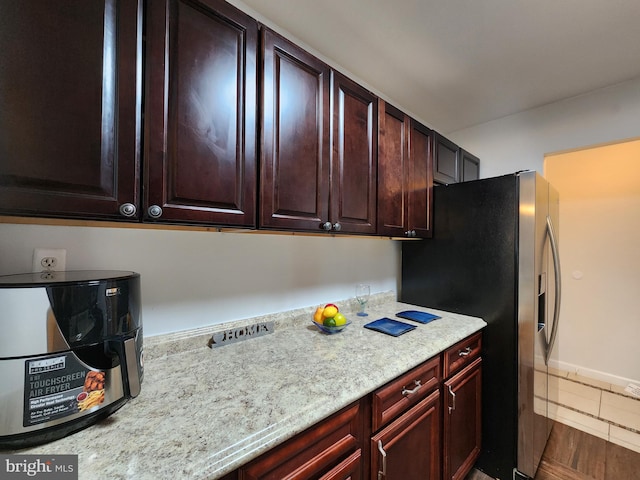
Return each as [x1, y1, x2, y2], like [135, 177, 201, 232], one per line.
[546, 141, 640, 385]
[449, 77, 640, 178]
[0, 223, 399, 337]
[450, 78, 640, 385]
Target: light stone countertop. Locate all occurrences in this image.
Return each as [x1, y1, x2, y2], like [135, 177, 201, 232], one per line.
[13, 293, 486, 479]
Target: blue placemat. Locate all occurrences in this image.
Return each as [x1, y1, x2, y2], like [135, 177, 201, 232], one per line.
[396, 310, 441, 324]
[363, 318, 416, 337]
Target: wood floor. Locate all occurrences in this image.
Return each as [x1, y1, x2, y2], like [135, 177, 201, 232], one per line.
[465, 422, 640, 480]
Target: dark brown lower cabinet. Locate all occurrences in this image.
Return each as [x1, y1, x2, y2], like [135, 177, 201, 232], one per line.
[371, 390, 441, 480]
[320, 450, 362, 480]
[239, 401, 363, 480]
[234, 332, 482, 480]
[443, 357, 482, 480]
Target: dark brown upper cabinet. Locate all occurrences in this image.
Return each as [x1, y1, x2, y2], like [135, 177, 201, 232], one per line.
[260, 27, 331, 232]
[433, 132, 460, 185]
[461, 149, 480, 182]
[330, 72, 378, 235]
[0, 0, 142, 220]
[407, 119, 434, 238]
[260, 29, 377, 234]
[434, 133, 481, 184]
[377, 101, 433, 238]
[377, 102, 407, 237]
[144, 0, 258, 226]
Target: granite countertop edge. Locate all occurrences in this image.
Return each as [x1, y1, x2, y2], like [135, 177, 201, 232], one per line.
[13, 293, 486, 480]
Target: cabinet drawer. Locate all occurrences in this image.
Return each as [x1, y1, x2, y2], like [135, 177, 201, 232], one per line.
[319, 449, 362, 480]
[239, 400, 362, 480]
[443, 332, 481, 378]
[372, 355, 440, 431]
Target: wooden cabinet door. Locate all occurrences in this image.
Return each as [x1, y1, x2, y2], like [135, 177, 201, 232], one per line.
[260, 28, 331, 232]
[330, 72, 377, 235]
[433, 133, 459, 185]
[377, 101, 408, 237]
[460, 149, 480, 182]
[443, 357, 482, 480]
[407, 119, 433, 238]
[371, 390, 440, 480]
[378, 102, 433, 238]
[0, 0, 141, 220]
[144, 0, 257, 226]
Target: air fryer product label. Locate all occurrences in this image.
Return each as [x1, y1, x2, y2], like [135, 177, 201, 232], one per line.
[23, 354, 106, 427]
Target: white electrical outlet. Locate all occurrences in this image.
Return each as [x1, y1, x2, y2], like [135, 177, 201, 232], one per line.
[33, 248, 67, 272]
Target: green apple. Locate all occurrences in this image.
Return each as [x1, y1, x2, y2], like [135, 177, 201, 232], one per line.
[333, 313, 347, 326]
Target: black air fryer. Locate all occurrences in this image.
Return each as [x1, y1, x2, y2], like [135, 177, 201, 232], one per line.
[0, 270, 143, 448]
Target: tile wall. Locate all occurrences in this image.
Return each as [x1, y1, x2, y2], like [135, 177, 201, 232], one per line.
[548, 368, 640, 453]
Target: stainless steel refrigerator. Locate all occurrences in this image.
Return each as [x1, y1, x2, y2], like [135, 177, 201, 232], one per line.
[400, 171, 561, 479]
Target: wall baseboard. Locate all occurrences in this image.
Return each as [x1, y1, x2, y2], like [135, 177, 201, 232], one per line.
[549, 359, 639, 387]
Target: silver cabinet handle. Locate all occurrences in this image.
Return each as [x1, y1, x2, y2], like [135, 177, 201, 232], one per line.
[458, 347, 472, 357]
[148, 205, 163, 218]
[448, 384, 456, 413]
[401, 379, 422, 397]
[377, 440, 387, 480]
[119, 203, 137, 217]
[321, 221, 332, 231]
[332, 222, 341, 231]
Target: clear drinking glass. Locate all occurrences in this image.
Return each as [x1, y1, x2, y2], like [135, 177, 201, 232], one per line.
[356, 284, 371, 316]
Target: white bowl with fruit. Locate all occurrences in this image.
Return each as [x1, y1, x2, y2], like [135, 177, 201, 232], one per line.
[312, 303, 351, 334]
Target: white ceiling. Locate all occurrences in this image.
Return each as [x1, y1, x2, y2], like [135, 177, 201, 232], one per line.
[234, 0, 640, 133]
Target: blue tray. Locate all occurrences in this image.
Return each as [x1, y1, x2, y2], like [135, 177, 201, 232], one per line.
[363, 318, 416, 337]
[396, 310, 441, 324]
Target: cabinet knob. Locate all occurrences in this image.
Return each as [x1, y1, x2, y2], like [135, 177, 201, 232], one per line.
[321, 221, 332, 231]
[148, 205, 163, 219]
[119, 203, 137, 217]
[332, 222, 341, 232]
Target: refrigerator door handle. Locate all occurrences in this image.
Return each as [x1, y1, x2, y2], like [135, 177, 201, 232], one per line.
[545, 215, 562, 365]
